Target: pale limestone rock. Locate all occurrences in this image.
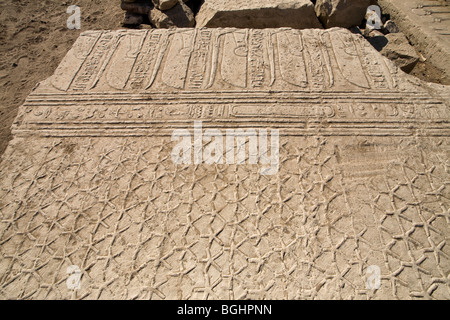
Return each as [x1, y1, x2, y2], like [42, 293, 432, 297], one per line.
[367, 31, 420, 72]
[380, 33, 420, 73]
[196, 0, 322, 29]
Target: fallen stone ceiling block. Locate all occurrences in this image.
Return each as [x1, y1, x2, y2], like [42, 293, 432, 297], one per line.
[196, 0, 322, 29]
[0, 28, 449, 300]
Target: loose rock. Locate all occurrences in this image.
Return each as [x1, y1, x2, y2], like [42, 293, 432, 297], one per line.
[368, 32, 419, 73]
[152, 0, 178, 11]
[184, 0, 203, 14]
[315, 0, 371, 28]
[196, 0, 322, 29]
[364, 28, 385, 39]
[123, 11, 145, 25]
[149, 0, 195, 28]
[383, 20, 400, 34]
[121, 1, 154, 16]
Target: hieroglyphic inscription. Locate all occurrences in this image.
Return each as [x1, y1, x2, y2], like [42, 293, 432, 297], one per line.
[221, 30, 249, 88]
[71, 32, 118, 91]
[187, 30, 212, 89]
[51, 31, 101, 91]
[129, 31, 164, 89]
[15, 92, 449, 138]
[277, 30, 308, 88]
[162, 30, 196, 89]
[106, 31, 146, 90]
[302, 29, 332, 89]
[13, 28, 447, 137]
[249, 30, 266, 88]
[355, 36, 393, 89]
[48, 28, 407, 93]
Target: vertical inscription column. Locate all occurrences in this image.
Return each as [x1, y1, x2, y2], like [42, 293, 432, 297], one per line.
[162, 30, 196, 89]
[186, 30, 213, 90]
[51, 31, 101, 92]
[71, 31, 119, 91]
[276, 30, 308, 88]
[249, 30, 266, 88]
[129, 31, 167, 89]
[302, 29, 333, 90]
[221, 30, 249, 88]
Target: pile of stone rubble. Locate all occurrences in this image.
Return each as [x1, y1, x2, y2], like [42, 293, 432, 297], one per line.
[121, 0, 372, 29]
[121, 0, 420, 73]
[121, 0, 201, 28]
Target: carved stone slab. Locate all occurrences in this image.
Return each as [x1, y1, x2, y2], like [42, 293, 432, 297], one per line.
[1, 28, 449, 300]
[12, 28, 450, 137]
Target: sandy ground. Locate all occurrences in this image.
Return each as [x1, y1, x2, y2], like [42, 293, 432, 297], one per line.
[0, 0, 124, 156]
[0, 0, 449, 157]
